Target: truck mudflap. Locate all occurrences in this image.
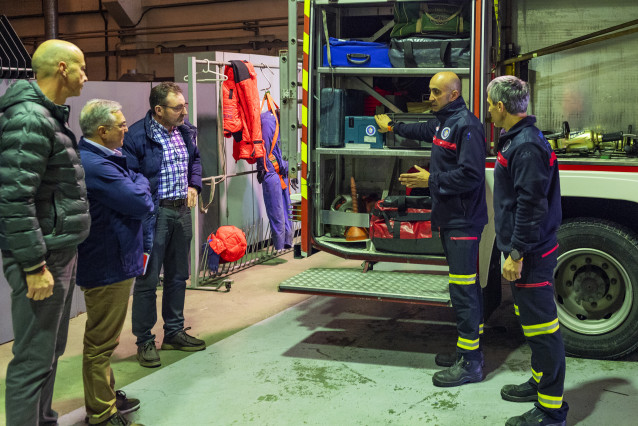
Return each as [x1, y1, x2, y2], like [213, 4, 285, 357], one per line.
[279, 267, 451, 304]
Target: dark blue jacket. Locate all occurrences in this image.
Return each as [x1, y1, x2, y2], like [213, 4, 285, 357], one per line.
[122, 111, 202, 253]
[77, 139, 154, 288]
[493, 116, 562, 256]
[393, 96, 488, 230]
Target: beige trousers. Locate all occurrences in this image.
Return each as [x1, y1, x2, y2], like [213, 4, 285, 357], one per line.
[82, 278, 134, 424]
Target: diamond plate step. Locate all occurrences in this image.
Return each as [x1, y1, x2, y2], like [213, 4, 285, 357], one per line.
[279, 267, 451, 303]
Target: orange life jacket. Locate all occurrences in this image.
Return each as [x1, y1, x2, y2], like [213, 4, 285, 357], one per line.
[222, 60, 264, 163]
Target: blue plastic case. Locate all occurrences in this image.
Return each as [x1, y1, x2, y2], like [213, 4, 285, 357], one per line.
[323, 38, 392, 68]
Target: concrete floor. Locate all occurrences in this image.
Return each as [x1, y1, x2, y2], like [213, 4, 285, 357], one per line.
[1, 251, 637, 425]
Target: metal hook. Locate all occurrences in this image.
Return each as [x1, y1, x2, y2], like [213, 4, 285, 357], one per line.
[259, 63, 275, 92]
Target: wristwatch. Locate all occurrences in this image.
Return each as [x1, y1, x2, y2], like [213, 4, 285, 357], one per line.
[510, 249, 524, 262]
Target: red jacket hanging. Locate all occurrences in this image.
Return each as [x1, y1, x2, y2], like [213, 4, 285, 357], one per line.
[222, 60, 264, 163]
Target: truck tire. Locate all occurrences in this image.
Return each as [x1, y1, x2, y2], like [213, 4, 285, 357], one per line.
[555, 218, 638, 359]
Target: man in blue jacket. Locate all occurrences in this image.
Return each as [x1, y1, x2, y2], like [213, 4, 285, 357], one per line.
[488, 75, 568, 426]
[375, 71, 488, 388]
[77, 99, 152, 425]
[123, 82, 203, 368]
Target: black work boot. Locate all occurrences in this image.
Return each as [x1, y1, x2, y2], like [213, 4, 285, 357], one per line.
[435, 350, 485, 368]
[432, 354, 483, 387]
[505, 404, 568, 426]
[501, 380, 538, 402]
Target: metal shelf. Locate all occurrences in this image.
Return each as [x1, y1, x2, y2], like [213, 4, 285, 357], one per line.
[317, 67, 470, 76]
[316, 147, 430, 157]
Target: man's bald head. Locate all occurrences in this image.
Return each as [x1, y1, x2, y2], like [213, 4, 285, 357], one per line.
[32, 39, 84, 79]
[429, 71, 462, 112]
[432, 71, 462, 93]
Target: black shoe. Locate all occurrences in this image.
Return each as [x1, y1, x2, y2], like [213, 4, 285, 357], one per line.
[161, 327, 205, 352]
[435, 351, 485, 368]
[85, 390, 140, 423]
[501, 381, 538, 402]
[115, 390, 140, 414]
[505, 406, 566, 426]
[137, 340, 161, 368]
[92, 411, 144, 426]
[432, 355, 483, 387]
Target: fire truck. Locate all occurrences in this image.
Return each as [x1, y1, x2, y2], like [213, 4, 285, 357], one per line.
[277, 0, 638, 360]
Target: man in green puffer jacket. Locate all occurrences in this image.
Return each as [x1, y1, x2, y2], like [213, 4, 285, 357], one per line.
[0, 39, 90, 426]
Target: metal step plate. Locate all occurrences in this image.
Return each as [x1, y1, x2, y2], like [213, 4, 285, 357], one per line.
[279, 268, 451, 304]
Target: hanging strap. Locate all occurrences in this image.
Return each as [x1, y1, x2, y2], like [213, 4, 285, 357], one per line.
[261, 92, 287, 190]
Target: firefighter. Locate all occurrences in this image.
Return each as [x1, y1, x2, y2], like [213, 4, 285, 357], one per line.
[375, 71, 488, 388]
[488, 75, 568, 426]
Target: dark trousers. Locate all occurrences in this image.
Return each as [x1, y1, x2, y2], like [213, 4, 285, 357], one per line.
[2, 247, 78, 426]
[511, 248, 568, 419]
[132, 205, 192, 345]
[440, 227, 484, 360]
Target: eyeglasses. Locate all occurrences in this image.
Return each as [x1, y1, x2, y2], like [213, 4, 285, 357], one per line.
[110, 122, 128, 129]
[161, 103, 188, 112]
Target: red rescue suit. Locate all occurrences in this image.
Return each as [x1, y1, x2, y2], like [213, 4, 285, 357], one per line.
[222, 60, 264, 163]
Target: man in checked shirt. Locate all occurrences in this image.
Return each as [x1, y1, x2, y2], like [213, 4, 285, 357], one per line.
[123, 82, 203, 368]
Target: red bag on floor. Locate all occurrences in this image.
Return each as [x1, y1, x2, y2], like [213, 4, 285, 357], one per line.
[207, 226, 247, 262]
[369, 196, 443, 254]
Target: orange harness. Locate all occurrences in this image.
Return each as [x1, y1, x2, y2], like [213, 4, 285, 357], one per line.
[261, 92, 287, 190]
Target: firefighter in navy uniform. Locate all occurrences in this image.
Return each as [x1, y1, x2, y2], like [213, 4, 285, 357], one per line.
[488, 75, 568, 426]
[376, 71, 488, 388]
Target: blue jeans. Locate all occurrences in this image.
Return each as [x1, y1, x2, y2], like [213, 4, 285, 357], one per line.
[2, 246, 78, 426]
[132, 205, 192, 345]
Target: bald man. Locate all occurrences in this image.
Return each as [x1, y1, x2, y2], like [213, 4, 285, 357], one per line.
[375, 71, 488, 387]
[0, 39, 90, 425]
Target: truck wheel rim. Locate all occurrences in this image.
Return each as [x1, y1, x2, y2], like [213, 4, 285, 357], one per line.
[555, 248, 633, 335]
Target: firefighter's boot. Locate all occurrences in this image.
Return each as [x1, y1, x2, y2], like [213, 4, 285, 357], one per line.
[431, 354, 483, 387]
[501, 380, 538, 402]
[505, 403, 569, 426]
[435, 350, 485, 368]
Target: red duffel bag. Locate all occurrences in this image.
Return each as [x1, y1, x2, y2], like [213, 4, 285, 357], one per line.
[369, 196, 443, 254]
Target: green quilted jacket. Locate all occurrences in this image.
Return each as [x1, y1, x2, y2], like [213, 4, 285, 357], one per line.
[0, 80, 90, 271]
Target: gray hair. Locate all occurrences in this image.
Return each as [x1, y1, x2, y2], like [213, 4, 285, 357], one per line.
[79, 99, 122, 136]
[487, 75, 529, 114]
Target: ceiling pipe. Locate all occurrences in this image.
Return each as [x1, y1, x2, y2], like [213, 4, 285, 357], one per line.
[20, 16, 292, 41]
[82, 39, 288, 58]
[42, 0, 58, 40]
[98, 0, 109, 80]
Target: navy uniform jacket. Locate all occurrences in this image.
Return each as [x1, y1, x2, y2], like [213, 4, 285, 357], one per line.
[393, 96, 488, 230]
[493, 116, 562, 256]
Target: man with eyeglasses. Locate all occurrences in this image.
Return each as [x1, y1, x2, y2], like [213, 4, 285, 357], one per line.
[77, 99, 151, 425]
[123, 82, 203, 368]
